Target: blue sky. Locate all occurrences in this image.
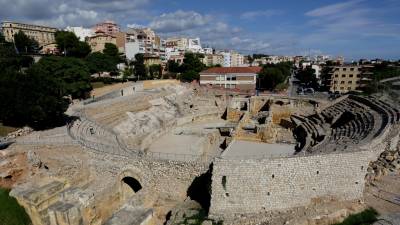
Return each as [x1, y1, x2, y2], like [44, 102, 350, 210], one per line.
[1, 0, 400, 59]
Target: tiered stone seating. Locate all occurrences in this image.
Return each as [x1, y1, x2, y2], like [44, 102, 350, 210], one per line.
[293, 95, 399, 154]
[69, 118, 132, 156]
[17, 126, 75, 145]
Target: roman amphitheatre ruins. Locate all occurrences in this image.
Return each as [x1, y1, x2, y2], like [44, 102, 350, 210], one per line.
[1, 80, 400, 225]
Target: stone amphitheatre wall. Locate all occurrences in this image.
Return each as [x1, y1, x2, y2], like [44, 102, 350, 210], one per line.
[210, 121, 400, 218]
[10, 150, 212, 225]
[87, 153, 211, 223]
[209, 150, 374, 218]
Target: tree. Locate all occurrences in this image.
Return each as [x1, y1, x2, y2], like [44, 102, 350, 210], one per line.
[14, 31, 39, 54]
[178, 52, 206, 82]
[85, 52, 118, 74]
[103, 43, 119, 58]
[55, 31, 91, 57]
[103, 43, 122, 68]
[167, 60, 181, 73]
[258, 67, 285, 90]
[180, 52, 206, 73]
[70, 41, 91, 58]
[0, 37, 33, 71]
[257, 62, 292, 91]
[296, 66, 318, 88]
[32, 56, 92, 99]
[180, 70, 199, 82]
[0, 68, 69, 129]
[149, 64, 162, 79]
[133, 53, 147, 80]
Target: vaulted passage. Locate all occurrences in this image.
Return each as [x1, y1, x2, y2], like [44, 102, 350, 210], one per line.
[122, 177, 142, 193]
[187, 164, 213, 213]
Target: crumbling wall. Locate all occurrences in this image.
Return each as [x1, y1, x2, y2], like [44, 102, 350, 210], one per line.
[209, 150, 375, 218]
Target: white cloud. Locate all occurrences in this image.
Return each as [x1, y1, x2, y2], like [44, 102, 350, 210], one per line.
[240, 10, 283, 20]
[0, 0, 151, 27]
[149, 10, 212, 33]
[305, 0, 364, 17]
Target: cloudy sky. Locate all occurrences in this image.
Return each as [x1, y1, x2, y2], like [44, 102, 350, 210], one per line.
[1, 0, 400, 60]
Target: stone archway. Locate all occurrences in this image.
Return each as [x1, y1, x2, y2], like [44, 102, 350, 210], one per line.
[121, 176, 142, 201]
[119, 169, 144, 202]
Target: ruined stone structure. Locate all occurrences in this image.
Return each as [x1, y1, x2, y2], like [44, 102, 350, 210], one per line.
[2, 81, 399, 225]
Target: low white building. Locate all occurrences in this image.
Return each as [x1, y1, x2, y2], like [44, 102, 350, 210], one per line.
[220, 51, 232, 67]
[187, 38, 202, 53]
[203, 47, 213, 55]
[125, 42, 145, 61]
[65, 26, 94, 41]
[311, 64, 321, 80]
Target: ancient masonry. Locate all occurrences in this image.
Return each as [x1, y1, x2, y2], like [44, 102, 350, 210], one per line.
[3, 81, 399, 225]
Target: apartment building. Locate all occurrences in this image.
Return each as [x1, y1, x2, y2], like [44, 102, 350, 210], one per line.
[202, 54, 224, 67]
[199, 67, 261, 90]
[330, 65, 362, 93]
[1, 21, 57, 46]
[218, 51, 245, 67]
[87, 30, 116, 52]
[93, 20, 120, 36]
[165, 37, 188, 51]
[123, 28, 162, 60]
[231, 52, 244, 67]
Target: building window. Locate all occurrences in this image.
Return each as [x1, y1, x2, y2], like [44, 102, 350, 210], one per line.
[348, 81, 352, 84]
[335, 74, 338, 78]
[342, 74, 346, 78]
[343, 68, 347, 71]
[340, 87, 344, 90]
[334, 81, 338, 84]
[357, 74, 361, 78]
[227, 75, 236, 81]
[350, 68, 354, 71]
[341, 81, 345, 84]
[356, 81, 360, 84]
[349, 74, 353, 77]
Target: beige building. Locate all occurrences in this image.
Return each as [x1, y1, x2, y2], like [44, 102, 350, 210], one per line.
[200, 67, 262, 90]
[1, 21, 57, 46]
[115, 32, 126, 53]
[87, 30, 116, 53]
[93, 20, 120, 36]
[165, 37, 188, 50]
[144, 54, 161, 67]
[202, 54, 224, 67]
[231, 52, 245, 67]
[330, 65, 362, 93]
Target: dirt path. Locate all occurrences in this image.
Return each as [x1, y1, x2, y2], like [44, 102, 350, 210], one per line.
[91, 82, 134, 97]
[365, 173, 400, 214]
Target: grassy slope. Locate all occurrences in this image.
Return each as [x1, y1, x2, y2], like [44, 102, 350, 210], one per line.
[0, 123, 18, 137]
[0, 188, 31, 225]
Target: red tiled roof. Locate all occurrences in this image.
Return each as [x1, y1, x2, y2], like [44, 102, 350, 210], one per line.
[200, 67, 262, 74]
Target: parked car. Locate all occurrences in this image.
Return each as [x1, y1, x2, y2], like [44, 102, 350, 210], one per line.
[304, 88, 315, 94]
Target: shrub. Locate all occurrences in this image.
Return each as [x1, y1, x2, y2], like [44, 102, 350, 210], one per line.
[334, 208, 378, 225]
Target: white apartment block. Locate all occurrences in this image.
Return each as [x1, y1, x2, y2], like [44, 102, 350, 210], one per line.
[218, 50, 244, 67]
[65, 26, 94, 41]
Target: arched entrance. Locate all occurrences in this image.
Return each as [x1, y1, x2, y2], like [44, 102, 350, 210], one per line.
[121, 176, 142, 201]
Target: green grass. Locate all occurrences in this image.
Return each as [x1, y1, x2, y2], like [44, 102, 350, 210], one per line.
[0, 188, 31, 225]
[91, 82, 108, 89]
[0, 123, 18, 137]
[334, 208, 378, 225]
[275, 82, 289, 91]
